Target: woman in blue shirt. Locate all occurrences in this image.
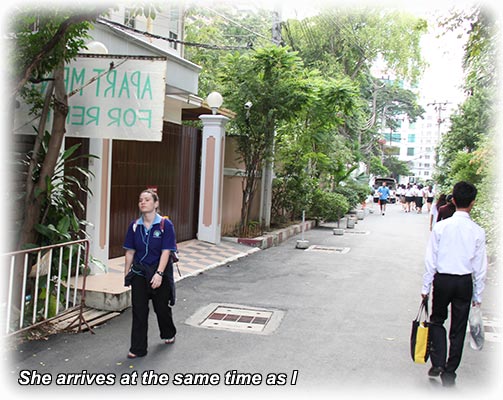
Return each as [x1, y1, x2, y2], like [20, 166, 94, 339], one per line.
[123, 189, 177, 358]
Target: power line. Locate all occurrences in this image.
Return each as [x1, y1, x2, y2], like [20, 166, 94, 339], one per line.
[97, 17, 252, 51]
[202, 6, 271, 43]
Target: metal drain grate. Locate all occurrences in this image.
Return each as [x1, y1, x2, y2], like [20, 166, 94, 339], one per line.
[344, 230, 370, 235]
[305, 245, 350, 254]
[186, 303, 284, 335]
[202, 306, 272, 332]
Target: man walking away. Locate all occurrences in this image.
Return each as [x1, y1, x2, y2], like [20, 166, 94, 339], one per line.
[377, 182, 390, 216]
[421, 181, 487, 387]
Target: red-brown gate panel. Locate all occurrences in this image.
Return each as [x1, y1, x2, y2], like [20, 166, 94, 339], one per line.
[109, 123, 201, 259]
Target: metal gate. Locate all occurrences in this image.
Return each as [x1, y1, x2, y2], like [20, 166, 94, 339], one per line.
[2, 239, 90, 335]
[109, 123, 201, 259]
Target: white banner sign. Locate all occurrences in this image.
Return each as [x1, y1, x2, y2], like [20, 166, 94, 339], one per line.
[15, 55, 167, 141]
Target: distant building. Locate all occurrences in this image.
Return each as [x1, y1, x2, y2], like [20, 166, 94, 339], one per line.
[402, 98, 457, 184]
[370, 62, 459, 185]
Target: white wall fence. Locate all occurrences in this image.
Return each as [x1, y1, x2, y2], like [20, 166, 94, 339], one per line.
[1, 239, 90, 336]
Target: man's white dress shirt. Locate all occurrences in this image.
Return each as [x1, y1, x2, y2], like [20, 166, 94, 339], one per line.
[422, 211, 487, 303]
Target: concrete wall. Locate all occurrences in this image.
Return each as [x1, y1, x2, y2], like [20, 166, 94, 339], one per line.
[221, 137, 261, 235]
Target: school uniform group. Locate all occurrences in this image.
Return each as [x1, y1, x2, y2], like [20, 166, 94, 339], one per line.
[122, 182, 487, 388]
[394, 183, 436, 214]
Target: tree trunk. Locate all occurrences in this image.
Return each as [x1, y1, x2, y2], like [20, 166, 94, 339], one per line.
[12, 10, 105, 96]
[18, 61, 68, 250]
[10, 61, 68, 324]
[240, 167, 257, 235]
[24, 79, 55, 213]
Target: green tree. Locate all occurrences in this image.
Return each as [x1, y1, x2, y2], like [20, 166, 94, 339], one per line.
[10, 6, 106, 251]
[437, 87, 491, 185]
[10, 4, 162, 250]
[383, 156, 410, 180]
[282, 7, 426, 184]
[434, 5, 497, 257]
[218, 45, 311, 231]
[184, 5, 428, 229]
[284, 8, 426, 83]
[8, 4, 162, 327]
[369, 155, 389, 177]
[375, 82, 425, 131]
[271, 69, 360, 224]
[183, 5, 272, 97]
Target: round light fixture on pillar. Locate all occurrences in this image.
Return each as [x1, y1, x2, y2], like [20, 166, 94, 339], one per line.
[207, 91, 223, 115]
[82, 41, 109, 54]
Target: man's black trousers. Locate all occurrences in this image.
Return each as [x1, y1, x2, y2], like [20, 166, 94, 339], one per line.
[429, 273, 473, 374]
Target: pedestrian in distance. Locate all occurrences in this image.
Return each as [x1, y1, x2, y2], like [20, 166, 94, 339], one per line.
[429, 193, 446, 231]
[425, 185, 435, 213]
[436, 194, 456, 222]
[415, 184, 425, 213]
[123, 189, 178, 359]
[398, 184, 407, 211]
[368, 187, 377, 212]
[377, 181, 391, 216]
[421, 181, 487, 387]
[405, 183, 415, 213]
[372, 185, 380, 206]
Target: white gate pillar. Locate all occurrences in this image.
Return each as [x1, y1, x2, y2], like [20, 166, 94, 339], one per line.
[197, 114, 229, 244]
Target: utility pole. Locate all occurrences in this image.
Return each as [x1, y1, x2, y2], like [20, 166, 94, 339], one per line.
[271, 6, 283, 46]
[427, 100, 449, 142]
[427, 100, 450, 169]
[260, 5, 282, 229]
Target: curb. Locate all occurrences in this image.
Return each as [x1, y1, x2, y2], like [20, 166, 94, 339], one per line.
[231, 220, 316, 250]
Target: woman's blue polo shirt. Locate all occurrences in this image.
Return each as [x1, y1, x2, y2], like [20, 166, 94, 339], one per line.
[123, 214, 177, 267]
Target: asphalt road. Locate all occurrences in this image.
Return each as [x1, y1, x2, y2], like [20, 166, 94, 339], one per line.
[4, 202, 502, 399]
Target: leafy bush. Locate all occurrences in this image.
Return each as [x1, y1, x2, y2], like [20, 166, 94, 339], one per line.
[308, 189, 350, 222]
[24, 131, 96, 248]
[272, 173, 317, 222]
[335, 181, 369, 208]
[332, 186, 358, 209]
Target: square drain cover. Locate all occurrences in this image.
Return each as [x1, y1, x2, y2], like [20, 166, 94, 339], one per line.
[305, 245, 350, 254]
[186, 303, 284, 335]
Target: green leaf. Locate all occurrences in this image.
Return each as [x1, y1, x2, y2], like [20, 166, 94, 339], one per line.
[57, 215, 71, 234]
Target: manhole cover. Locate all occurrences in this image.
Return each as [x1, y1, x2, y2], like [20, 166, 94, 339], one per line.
[186, 303, 284, 335]
[305, 245, 350, 254]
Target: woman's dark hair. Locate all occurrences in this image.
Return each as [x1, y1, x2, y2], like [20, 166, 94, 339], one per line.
[452, 181, 477, 208]
[435, 193, 447, 211]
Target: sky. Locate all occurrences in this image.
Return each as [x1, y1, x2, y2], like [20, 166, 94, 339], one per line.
[418, 14, 467, 105]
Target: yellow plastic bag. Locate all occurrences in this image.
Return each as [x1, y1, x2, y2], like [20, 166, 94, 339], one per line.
[410, 298, 430, 363]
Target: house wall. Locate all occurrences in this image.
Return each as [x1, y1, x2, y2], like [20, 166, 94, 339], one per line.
[221, 137, 261, 236]
[109, 5, 183, 54]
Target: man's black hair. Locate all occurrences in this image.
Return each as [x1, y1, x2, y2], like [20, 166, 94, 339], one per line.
[452, 181, 477, 209]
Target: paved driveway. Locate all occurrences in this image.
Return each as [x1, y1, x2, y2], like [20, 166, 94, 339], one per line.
[4, 203, 502, 399]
